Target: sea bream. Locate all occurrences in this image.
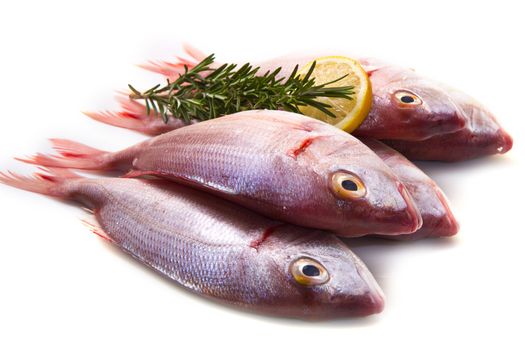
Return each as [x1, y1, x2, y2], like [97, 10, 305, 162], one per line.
[132, 44, 512, 159]
[20, 110, 422, 237]
[383, 90, 513, 161]
[86, 105, 459, 239]
[0, 168, 384, 319]
[360, 138, 459, 239]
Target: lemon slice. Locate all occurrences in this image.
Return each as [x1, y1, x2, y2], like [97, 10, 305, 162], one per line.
[297, 56, 372, 132]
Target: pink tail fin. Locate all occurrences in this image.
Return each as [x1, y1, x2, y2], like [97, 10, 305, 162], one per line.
[182, 43, 208, 61]
[138, 43, 204, 80]
[0, 167, 81, 196]
[17, 139, 111, 170]
[85, 94, 191, 136]
[83, 95, 158, 135]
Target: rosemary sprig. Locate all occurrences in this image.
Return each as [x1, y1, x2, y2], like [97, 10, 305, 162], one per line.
[128, 54, 354, 123]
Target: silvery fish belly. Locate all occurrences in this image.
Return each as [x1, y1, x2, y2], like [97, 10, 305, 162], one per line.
[22, 110, 422, 237]
[0, 169, 384, 319]
[361, 138, 459, 239]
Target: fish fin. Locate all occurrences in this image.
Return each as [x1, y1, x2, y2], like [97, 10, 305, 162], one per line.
[122, 169, 160, 179]
[81, 206, 95, 214]
[83, 110, 160, 136]
[84, 95, 176, 136]
[138, 48, 200, 80]
[0, 167, 81, 196]
[81, 218, 114, 243]
[16, 139, 110, 170]
[182, 43, 208, 61]
[138, 59, 194, 80]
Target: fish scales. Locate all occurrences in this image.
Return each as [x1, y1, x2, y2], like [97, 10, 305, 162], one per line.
[0, 170, 384, 318]
[24, 110, 422, 237]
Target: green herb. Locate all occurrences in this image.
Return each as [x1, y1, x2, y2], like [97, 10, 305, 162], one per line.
[128, 54, 354, 123]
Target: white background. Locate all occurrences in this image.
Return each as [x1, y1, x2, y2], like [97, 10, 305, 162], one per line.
[0, 1, 524, 349]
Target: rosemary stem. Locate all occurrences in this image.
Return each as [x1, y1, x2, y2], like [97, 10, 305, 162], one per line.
[127, 54, 354, 122]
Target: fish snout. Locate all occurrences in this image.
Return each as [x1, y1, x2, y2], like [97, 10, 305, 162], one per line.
[432, 187, 460, 238]
[369, 181, 422, 236]
[329, 290, 385, 317]
[353, 259, 385, 316]
[497, 128, 513, 154]
[338, 178, 423, 237]
[322, 261, 385, 318]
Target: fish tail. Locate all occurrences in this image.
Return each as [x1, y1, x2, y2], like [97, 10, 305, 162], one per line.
[83, 95, 160, 136]
[0, 167, 81, 197]
[138, 43, 202, 80]
[16, 139, 114, 170]
[181, 43, 208, 61]
[84, 109, 147, 133]
[85, 94, 190, 136]
[138, 57, 197, 80]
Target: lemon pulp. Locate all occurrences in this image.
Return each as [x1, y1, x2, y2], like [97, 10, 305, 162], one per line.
[298, 56, 372, 132]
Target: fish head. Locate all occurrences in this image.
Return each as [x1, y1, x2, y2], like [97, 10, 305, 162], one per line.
[307, 137, 422, 236]
[257, 228, 384, 319]
[363, 66, 467, 140]
[447, 89, 513, 155]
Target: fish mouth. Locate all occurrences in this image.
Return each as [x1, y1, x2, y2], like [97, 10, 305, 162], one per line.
[497, 128, 513, 154]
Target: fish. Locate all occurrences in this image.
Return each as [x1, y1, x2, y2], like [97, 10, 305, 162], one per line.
[86, 100, 458, 239]
[139, 45, 481, 139]
[382, 90, 513, 161]
[0, 168, 385, 319]
[360, 138, 459, 239]
[19, 110, 422, 237]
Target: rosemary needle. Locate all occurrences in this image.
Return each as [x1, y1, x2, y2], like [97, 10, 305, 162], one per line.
[129, 54, 354, 123]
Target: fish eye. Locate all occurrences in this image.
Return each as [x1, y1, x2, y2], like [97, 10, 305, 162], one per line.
[290, 257, 329, 286]
[331, 172, 366, 199]
[394, 90, 422, 107]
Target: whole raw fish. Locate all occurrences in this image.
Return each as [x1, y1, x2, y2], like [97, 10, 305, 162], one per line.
[21, 110, 422, 237]
[85, 107, 458, 239]
[360, 138, 459, 239]
[0, 168, 384, 318]
[142, 45, 494, 138]
[383, 91, 513, 161]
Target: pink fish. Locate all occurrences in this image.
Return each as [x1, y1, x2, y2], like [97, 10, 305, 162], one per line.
[0, 168, 384, 318]
[360, 138, 459, 239]
[20, 110, 422, 237]
[86, 105, 458, 239]
[135, 45, 512, 159]
[383, 91, 513, 161]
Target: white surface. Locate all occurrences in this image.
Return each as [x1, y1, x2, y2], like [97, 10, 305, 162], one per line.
[0, 1, 524, 349]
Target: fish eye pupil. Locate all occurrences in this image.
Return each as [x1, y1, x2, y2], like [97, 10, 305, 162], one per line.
[302, 264, 320, 277]
[400, 95, 415, 103]
[341, 179, 358, 191]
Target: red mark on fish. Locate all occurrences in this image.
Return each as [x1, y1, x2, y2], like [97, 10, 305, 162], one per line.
[287, 137, 317, 159]
[250, 224, 286, 251]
